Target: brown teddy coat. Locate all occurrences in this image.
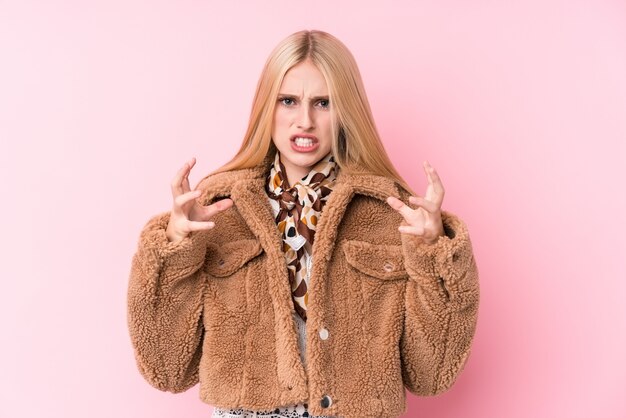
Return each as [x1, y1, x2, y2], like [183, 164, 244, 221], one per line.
[126, 154, 480, 418]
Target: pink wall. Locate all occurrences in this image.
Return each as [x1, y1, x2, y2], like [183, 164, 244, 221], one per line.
[1, 1, 625, 417]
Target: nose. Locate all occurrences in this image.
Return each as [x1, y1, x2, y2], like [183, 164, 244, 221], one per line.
[296, 105, 314, 130]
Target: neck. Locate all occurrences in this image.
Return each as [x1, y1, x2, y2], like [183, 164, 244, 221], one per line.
[283, 164, 308, 188]
[276, 155, 310, 188]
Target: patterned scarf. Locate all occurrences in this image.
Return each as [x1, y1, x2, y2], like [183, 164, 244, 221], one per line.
[266, 150, 338, 322]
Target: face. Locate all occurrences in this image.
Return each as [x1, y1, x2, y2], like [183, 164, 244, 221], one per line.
[271, 59, 334, 186]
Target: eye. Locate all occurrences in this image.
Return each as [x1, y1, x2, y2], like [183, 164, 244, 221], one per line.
[279, 97, 295, 106]
[317, 99, 330, 109]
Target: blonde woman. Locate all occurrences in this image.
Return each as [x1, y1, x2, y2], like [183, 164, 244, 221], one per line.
[127, 30, 480, 418]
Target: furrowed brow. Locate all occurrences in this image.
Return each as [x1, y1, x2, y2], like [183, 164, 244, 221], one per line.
[277, 93, 329, 101]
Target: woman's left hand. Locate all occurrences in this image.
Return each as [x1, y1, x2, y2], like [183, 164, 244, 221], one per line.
[386, 161, 446, 245]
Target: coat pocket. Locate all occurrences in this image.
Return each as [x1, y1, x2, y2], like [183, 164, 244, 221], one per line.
[342, 239, 409, 281]
[204, 239, 264, 312]
[342, 239, 408, 315]
[341, 239, 408, 404]
[205, 239, 263, 276]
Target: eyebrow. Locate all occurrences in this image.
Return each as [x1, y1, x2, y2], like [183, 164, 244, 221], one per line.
[277, 93, 329, 101]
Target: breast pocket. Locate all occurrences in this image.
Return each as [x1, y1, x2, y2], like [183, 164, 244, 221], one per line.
[342, 239, 408, 310]
[343, 239, 408, 280]
[204, 239, 264, 313]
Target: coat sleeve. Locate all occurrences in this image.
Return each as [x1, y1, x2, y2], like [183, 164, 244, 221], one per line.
[399, 209, 480, 396]
[126, 210, 210, 393]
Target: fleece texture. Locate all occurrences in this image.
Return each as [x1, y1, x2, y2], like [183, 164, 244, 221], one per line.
[126, 154, 480, 418]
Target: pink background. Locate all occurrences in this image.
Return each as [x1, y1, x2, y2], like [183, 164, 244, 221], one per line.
[1, 1, 625, 417]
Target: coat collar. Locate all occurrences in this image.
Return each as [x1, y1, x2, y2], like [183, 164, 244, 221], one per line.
[199, 152, 402, 204]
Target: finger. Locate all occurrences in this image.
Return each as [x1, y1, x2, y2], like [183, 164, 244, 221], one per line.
[187, 220, 215, 232]
[173, 189, 202, 213]
[182, 157, 196, 193]
[408, 195, 440, 213]
[171, 158, 195, 197]
[200, 198, 234, 220]
[386, 196, 415, 222]
[398, 224, 425, 235]
[423, 161, 445, 201]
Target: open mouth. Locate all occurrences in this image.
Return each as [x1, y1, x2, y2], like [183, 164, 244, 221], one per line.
[290, 135, 318, 146]
[290, 135, 319, 152]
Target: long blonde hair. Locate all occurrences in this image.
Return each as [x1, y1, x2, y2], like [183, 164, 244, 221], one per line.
[209, 29, 415, 195]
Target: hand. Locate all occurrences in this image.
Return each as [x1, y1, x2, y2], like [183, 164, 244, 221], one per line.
[386, 161, 445, 245]
[166, 157, 233, 243]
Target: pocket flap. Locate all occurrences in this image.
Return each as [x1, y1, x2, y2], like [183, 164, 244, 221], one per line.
[342, 239, 408, 281]
[205, 239, 264, 277]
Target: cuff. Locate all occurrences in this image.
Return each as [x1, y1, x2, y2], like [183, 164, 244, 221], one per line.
[138, 211, 210, 280]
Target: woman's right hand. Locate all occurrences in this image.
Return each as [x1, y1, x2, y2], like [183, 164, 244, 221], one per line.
[165, 157, 233, 244]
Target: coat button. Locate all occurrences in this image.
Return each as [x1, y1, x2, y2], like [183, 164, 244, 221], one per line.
[319, 327, 329, 340]
[320, 394, 332, 408]
[383, 261, 394, 272]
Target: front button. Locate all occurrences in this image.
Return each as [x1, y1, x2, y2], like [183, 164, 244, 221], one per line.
[319, 327, 329, 340]
[383, 261, 394, 272]
[320, 394, 332, 408]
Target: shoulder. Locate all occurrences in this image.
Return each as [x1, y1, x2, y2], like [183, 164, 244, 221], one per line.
[194, 166, 264, 203]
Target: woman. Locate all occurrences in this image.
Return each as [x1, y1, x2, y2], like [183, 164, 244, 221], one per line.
[127, 30, 480, 418]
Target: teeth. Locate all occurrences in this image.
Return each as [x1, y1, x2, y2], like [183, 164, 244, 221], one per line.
[294, 137, 315, 147]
